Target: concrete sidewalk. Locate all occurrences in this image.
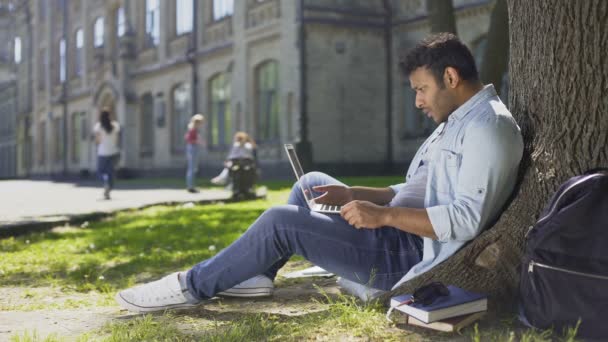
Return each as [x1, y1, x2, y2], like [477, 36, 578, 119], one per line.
[0, 180, 258, 236]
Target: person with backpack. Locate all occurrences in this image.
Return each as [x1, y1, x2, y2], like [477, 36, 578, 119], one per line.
[115, 33, 524, 313]
[93, 108, 121, 200]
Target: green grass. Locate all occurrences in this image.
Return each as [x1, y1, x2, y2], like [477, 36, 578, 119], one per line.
[1, 176, 582, 341]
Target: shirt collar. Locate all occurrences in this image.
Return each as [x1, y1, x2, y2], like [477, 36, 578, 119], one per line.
[448, 84, 497, 122]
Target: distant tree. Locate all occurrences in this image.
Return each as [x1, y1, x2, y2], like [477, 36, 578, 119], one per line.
[384, 0, 608, 305]
[426, 0, 457, 34]
[480, 0, 509, 95]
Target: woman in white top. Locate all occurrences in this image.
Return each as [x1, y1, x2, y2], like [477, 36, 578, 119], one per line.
[94, 109, 121, 200]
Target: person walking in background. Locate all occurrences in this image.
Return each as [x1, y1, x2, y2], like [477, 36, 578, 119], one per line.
[211, 131, 257, 185]
[93, 108, 121, 200]
[185, 114, 205, 193]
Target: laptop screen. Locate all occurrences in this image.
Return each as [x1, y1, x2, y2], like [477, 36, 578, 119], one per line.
[284, 144, 304, 180]
[284, 144, 315, 202]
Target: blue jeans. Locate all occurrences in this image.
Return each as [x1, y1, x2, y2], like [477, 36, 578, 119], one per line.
[97, 154, 118, 190]
[185, 172, 423, 300]
[186, 144, 199, 189]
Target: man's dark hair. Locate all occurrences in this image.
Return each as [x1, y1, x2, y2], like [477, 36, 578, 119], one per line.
[399, 32, 479, 87]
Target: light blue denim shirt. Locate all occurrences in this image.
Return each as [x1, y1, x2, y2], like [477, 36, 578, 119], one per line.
[390, 84, 523, 290]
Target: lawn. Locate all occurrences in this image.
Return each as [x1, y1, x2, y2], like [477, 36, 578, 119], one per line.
[1, 176, 580, 341]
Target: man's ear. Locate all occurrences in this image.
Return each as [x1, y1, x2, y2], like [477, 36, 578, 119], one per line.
[443, 67, 460, 89]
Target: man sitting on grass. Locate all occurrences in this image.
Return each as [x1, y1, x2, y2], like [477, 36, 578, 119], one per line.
[116, 33, 523, 313]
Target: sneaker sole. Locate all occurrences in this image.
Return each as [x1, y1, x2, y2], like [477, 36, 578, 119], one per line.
[115, 292, 199, 313]
[217, 287, 274, 298]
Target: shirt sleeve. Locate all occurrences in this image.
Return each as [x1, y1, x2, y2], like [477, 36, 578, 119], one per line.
[426, 116, 523, 242]
[389, 183, 406, 194]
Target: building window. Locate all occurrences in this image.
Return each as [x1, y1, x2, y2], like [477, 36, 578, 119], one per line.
[402, 81, 435, 139]
[75, 29, 84, 76]
[171, 83, 191, 153]
[53, 117, 63, 163]
[145, 0, 160, 46]
[176, 0, 193, 35]
[13, 37, 21, 64]
[38, 121, 46, 166]
[71, 112, 81, 163]
[94, 17, 104, 47]
[213, 0, 234, 21]
[209, 73, 232, 147]
[140, 93, 155, 156]
[116, 7, 126, 38]
[38, 0, 46, 21]
[59, 38, 66, 82]
[255, 61, 279, 142]
[38, 48, 46, 90]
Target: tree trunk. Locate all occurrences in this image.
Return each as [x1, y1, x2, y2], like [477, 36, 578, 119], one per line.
[426, 0, 458, 35]
[382, 0, 608, 308]
[479, 0, 508, 95]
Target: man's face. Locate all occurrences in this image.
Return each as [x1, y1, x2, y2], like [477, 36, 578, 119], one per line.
[409, 67, 457, 124]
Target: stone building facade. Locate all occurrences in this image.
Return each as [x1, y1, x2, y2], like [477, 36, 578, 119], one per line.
[2, 0, 499, 179]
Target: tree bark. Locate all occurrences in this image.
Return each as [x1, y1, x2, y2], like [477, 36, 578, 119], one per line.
[426, 0, 458, 35]
[479, 0, 508, 95]
[382, 0, 608, 308]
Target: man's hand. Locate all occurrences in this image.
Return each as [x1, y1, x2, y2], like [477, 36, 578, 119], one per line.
[341, 200, 387, 229]
[312, 185, 354, 205]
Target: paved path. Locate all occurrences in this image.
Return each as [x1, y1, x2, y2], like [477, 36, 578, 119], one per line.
[0, 180, 247, 232]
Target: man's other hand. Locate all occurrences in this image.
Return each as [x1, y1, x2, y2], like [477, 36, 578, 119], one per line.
[341, 200, 386, 229]
[312, 185, 354, 205]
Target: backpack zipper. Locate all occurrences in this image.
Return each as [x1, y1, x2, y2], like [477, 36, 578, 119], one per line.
[528, 260, 608, 281]
[535, 174, 605, 226]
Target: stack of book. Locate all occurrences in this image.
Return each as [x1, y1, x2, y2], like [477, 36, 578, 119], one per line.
[388, 285, 487, 332]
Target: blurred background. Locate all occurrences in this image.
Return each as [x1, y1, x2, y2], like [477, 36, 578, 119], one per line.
[0, 0, 508, 181]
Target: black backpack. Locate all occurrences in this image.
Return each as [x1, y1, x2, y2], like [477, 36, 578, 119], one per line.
[519, 170, 608, 339]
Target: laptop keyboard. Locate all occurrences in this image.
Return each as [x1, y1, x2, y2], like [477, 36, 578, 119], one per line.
[320, 204, 341, 212]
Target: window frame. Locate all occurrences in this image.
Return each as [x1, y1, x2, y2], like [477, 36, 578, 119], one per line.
[145, 0, 160, 47]
[74, 28, 84, 77]
[175, 0, 193, 35]
[255, 60, 280, 143]
[13, 37, 22, 64]
[94, 16, 105, 48]
[208, 73, 232, 148]
[212, 0, 234, 22]
[116, 7, 126, 38]
[170, 83, 191, 154]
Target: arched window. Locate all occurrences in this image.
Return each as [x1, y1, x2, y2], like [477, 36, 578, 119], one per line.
[171, 83, 191, 153]
[209, 73, 232, 147]
[94, 17, 105, 48]
[13, 37, 21, 64]
[255, 61, 279, 142]
[176, 0, 193, 35]
[140, 93, 155, 156]
[75, 29, 84, 76]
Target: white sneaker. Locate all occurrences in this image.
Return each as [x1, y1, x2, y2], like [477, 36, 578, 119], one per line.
[217, 275, 274, 298]
[115, 272, 199, 313]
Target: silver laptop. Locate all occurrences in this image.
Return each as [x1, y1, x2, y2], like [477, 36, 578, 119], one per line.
[284, 144, 341, 214]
